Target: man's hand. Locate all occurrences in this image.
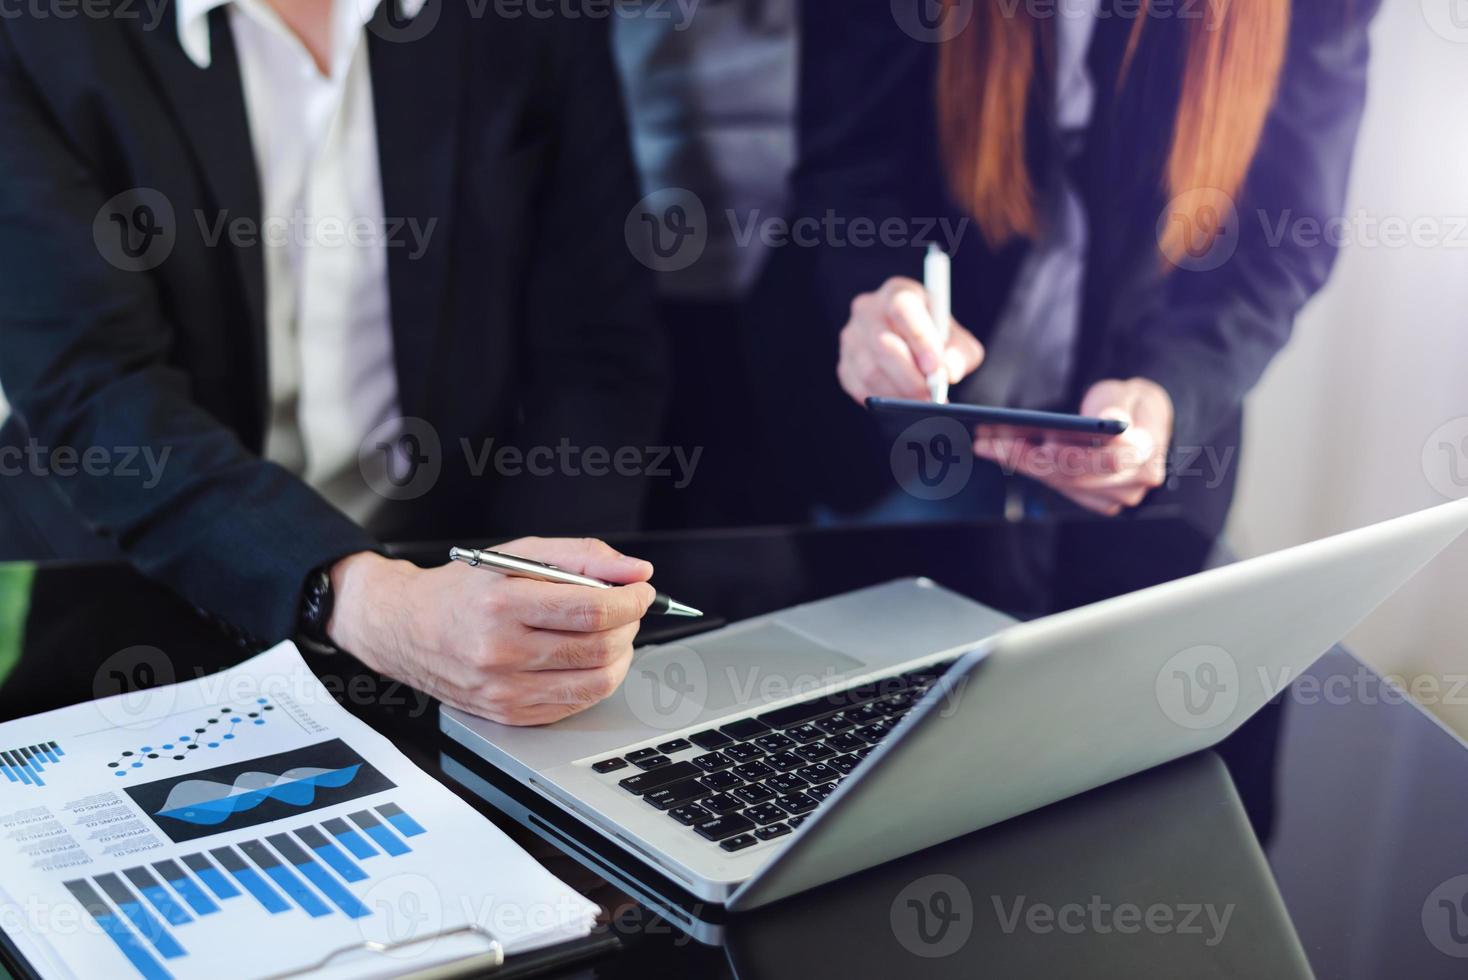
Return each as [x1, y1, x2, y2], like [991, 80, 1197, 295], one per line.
[974, 378, 1175, 517]
[325, 537, 656, 726]
[836, 277, 985, 403]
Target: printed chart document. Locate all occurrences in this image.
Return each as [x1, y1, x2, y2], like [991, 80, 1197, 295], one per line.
[0, 642, 599, 980]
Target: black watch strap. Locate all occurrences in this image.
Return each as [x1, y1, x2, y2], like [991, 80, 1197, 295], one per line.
[298, 565, 341, 655]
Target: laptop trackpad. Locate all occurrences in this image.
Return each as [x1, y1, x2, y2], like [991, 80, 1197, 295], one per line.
[633, 623, 867, 722]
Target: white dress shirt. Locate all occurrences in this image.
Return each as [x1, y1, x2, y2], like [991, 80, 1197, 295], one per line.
[177, 0, 423, 525]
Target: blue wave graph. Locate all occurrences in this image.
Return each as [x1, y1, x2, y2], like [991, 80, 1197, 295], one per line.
[155, 765, 363, 826]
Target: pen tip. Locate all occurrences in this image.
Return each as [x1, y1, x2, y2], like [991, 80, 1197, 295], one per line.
[665, 600, 704, 618]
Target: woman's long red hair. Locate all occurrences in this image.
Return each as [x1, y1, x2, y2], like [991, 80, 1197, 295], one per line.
[937, 0, 1290, 265]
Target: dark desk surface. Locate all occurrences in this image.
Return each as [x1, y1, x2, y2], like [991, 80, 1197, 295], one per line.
[2, 517, 1467, 979]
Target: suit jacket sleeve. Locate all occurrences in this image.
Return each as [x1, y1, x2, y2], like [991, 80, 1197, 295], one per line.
[512, 16, 667, 534]
[0, 25, 379, 643]
[1104, 0, 1380, 451]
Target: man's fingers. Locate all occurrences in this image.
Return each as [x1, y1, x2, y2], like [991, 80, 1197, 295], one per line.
[507, 579, 655, 632]
[502, 536, 653, 584]
[524, 621, 640, 671]
[531, 655, 635, 707]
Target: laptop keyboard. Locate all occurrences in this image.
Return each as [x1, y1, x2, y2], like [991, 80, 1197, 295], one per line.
[589, 659, 957, 854]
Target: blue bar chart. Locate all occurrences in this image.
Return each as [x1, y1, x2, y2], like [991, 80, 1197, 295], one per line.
[0, 740, 63, 786]
[63, 802, 425, 980]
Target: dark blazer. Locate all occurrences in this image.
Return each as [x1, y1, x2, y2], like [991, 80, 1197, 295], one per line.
[0, 2, 664, 641]
[754, 0, 1377, 535]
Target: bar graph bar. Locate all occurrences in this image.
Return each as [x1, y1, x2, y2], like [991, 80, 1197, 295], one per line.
[349, 808, 410, 856]
[181, 853, 240, 901]
[294, 825, 366, 882]
[123, 867, 192, 927]
[377, 802, 426, 837]
[151, 859, 219, 916]
[0, 741, 62, 786]
[94, 872, 186, 960]
[65, 879, 172, 980]
[322, 815, 379, 860]
[239, 840, 331, 918]
[266, 833, 370, 918]
[209, 845, 290, 914]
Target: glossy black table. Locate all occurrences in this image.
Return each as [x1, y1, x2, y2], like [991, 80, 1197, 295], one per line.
[2, 517, 1466, 980]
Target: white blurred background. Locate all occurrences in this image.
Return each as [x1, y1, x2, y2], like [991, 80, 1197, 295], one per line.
[1229, 0, 1468, 737]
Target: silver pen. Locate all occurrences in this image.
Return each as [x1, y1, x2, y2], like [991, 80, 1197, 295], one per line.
[448, 547, 704, 618]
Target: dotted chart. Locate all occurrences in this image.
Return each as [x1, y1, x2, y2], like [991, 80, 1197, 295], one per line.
[107, 700, 276, 777]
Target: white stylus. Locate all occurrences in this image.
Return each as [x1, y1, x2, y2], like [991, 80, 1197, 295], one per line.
[924, 242, 952, 403]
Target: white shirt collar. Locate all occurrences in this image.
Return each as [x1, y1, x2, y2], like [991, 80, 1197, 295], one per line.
[176, 0, 429, 69]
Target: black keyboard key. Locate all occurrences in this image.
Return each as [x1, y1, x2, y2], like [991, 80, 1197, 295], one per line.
[766, 772, 808, 794]
[626, 747, 659, 763]
[702, 794, 744, 815]
[618, 761, 701, 795]
[725, 743, 765, 763]
[766, 751, 805, 772]
[796, 742, 836, 762]
[788, 814, 809, 828]
[689, 729, 734, 750]
[774, 792, 818, 815]
[632, 754, 671, 771]
[720, 834, 758, 852]
[745, 803, 788, 825]
[797, 763, 837, 783]
[592, 758, 627, 774]
[755, 822, 792, 841]
[855, 746, 875, 759]
[814, 714, 855, 735]
[848, 704, 887, 725]
[856, 721, 895, 743]
[756, 683, 889, 729]
[700, 770, 742, 792]
[830, 753, 861, 774]
[657, 738, 693, 754]
[755, 732, 795, 752]
[825, 732, 866, 752]
[644, 778, 711, 810]
[808, 782, 838, 802]
[733, 783, 776, 805]
[668, 805, 709, 825]
[692, 752, 734, 772]
[720, 717, 771, 741]
[733, 761, 775, 781]
[786, 724, 824, 744]
[694, 814, 755, 841]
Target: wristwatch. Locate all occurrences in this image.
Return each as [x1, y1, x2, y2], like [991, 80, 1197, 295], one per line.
[298, 565, 341, 655]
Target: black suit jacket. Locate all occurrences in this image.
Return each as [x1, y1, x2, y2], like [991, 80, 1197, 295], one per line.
[0, 2, 664, 641]
[755, 0, 1376, 534]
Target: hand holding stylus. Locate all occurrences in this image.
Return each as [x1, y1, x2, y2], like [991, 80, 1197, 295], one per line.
[836, 276, 985, 405]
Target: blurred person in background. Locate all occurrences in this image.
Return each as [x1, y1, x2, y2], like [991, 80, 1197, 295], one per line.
[615, 0, 799, 528]
[768, 0, 1379, 536]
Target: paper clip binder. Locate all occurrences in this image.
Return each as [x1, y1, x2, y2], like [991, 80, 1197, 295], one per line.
[263, 924, 503, 980]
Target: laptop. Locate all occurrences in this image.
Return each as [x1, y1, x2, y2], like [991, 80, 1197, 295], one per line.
[440, 499, 1468, 912]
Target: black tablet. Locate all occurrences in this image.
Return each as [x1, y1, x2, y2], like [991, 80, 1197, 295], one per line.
[866, 396, 1129, 437]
